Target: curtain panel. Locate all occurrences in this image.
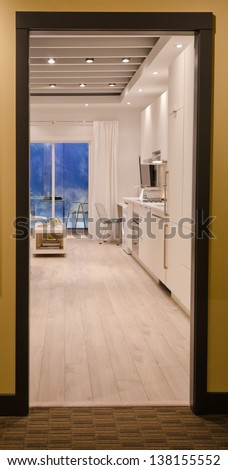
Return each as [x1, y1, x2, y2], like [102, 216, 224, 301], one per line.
[89, 121, 119, 237]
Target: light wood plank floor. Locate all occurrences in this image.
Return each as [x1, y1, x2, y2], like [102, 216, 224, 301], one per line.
[30, 238, 190, 406]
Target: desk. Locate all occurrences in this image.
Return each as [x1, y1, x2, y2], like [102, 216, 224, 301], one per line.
[30, 197, 66, 220]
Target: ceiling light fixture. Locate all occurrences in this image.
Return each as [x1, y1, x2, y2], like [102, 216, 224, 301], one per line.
[85, 58, 94, 64]
[127, 102, 131, 105]
[85, 103, 89, 107]
[109, 83, 116, 87]
[48, 58, 55, 64]
[122, 58, 130, 63]
[176, 44, 183, 48]
[152, 71, 158, 75]
[138, 88, 143, 92]
[49, 83, 56, 88]
[79, 83, 86, 87]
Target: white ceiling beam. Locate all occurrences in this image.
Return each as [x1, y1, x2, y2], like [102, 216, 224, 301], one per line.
[29, 58, 143, 65]
[30, 37, 157, 48]
[30, 91, 123, 96]
[30, 31, 160, 38]
[30, 78, 128, 85]
[30, 72, 134, 78]
[30, 48, 150, 59]
[30, 84, 124, 90]
[30, 65, 139, 72]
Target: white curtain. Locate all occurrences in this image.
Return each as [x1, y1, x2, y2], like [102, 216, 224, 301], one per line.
[89, 121, 119, 237]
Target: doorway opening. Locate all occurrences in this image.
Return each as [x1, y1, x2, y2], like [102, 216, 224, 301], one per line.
[28, 30, 195, 407]
[3, 12, 213, 417]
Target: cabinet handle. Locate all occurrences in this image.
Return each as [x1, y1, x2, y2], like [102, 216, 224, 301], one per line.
[163, 223, 168, 269]
[164, 170, 169, 216]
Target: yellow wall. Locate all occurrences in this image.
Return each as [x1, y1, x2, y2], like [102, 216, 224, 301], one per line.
[0, 0, 227, 394]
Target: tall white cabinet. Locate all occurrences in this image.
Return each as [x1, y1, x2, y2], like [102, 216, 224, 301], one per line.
[166, 41, 195, 312]
[167, 108, 184, 223]
[141, 90, 168, 160]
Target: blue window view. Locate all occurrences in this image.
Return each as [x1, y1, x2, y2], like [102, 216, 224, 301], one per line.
[30, 142, 89, 229]
[55, 143, 89, 228]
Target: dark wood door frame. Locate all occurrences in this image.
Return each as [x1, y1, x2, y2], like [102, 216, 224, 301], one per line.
[1, 11, 222, 416]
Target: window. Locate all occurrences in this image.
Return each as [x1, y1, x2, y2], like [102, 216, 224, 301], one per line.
[30, 142, 89, 228]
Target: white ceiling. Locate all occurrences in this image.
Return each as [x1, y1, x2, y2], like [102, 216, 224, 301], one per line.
[29, 32, 194, 110]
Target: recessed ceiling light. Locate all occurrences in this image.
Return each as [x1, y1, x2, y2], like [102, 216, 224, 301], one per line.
[138, 89, 143, 92]
[48, 58, 55, 64]
[122, 58, 130, 63]
[49, 83, 56, 88]
[109, 83, 116, 87]
[79, 83, 86, 87]
[85, 103, 89, 107]
[127, 102, 131, 105]
[176, 44, 183, 49]
[152, 71, 158, 75]
[85, 58, 94, 64]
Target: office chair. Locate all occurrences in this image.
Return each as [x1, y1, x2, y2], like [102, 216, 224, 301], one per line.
[95, 203, 122, 245]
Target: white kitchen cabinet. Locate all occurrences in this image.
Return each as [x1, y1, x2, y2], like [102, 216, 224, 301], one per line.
[168, 50, 185, 115]
[167, 108, 184, 223]
[138, 205, 150, 266]
[141, 106, 153, 159]
[151, 213, 166, 284]
[129, 200, 191, 313]
[165, 221, 191, 313]
[168, 42, 194, 225]
[140, 91, 168, 160]
[178, 224, 192, 312]
[137, 205, 166, 285]
[165, 42, 194, 313]
[165, 221, 180, 292]
[183, 41, 194, 222]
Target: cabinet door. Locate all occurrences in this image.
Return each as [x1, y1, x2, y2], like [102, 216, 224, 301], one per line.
[139, 206, 157, 272]
[126, 202, 133, 252]
[138, 205, 148, 264]
[138, 210, 166, 284]
[183, 41, 194, 220]
[152, 214, 166, 284]
[166, 221, 191, 312]
[141, 91, 168, 160]
[141, 107, 153, 159]
[165, 221, 180, 293]
[168, 50, 185, 115]
[167, 108, 184, 223]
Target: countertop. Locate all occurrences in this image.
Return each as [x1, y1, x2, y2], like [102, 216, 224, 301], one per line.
[122, 197, 165, 217]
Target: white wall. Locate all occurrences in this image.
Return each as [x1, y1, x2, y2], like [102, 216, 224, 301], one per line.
[30, 105, 141, 201]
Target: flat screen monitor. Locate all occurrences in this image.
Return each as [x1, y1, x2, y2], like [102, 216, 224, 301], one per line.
[139, 162, 157, 187]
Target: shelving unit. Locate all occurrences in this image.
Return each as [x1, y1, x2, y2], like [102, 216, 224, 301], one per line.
[33, 223, 66, 255]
